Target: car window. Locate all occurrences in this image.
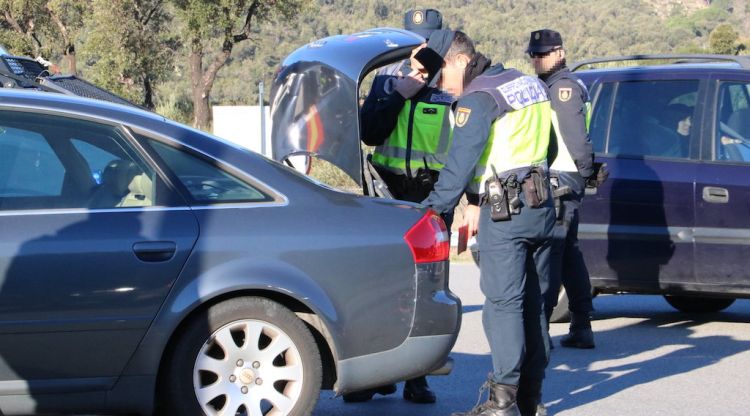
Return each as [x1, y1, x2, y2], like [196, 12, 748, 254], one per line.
[589, 82, 613, 154]
[146, 139, 273, 204]
[604, 80, 700, 160]
[0, 127, 65, 199]
[714, 81, 750, 163]
[0, 111, 158, 211]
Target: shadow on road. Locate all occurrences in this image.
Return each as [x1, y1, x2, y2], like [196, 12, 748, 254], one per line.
[315, 297, 750, 415]
[544, 296, 750, 414]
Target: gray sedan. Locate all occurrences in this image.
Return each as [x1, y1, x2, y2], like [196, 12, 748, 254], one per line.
[0, 85, 460, 415]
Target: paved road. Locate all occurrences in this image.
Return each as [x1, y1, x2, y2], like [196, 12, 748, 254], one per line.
[313, 263, 750, 416]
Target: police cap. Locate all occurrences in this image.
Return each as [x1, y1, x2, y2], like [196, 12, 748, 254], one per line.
[526, 29, 563, 54]
[404, 8, 443, 40]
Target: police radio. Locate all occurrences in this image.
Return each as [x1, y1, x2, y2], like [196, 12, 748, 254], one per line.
[488, 165, 510, 221]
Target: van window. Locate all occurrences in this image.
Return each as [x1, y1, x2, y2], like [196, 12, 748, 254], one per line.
[604, 80, 700, 159]
[715, 82, 750, 163]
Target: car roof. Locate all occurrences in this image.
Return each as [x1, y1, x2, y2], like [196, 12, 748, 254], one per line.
[572, 54, 750, 77]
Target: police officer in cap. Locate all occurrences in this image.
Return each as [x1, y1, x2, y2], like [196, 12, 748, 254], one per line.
[344, 12, 450, 405]
[423, 30, 555, 416]
[527, 29, 607, 352]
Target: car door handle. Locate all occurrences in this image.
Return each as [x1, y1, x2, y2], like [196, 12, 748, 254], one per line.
[133, 241, 177, 262]
[702, 187, 729, 204]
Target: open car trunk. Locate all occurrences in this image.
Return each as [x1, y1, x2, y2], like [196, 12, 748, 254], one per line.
[270, 28, 423, 186]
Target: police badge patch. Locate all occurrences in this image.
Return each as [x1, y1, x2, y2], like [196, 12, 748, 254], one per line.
[456, 107, 472, 127]
[413, 10, 424, 24]
[559, 87, 572, 102]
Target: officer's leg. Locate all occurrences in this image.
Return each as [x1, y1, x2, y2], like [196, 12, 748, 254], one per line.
[542, 218, 567, 322]
[518, 237, 552, 416]
[560, 202, 595, 348]
[479, 236, 528, 384]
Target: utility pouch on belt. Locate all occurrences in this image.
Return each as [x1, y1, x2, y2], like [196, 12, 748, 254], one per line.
[506, 174, 521, 215]
[522, 166, 549, 209]
[487, 165, 510, 222]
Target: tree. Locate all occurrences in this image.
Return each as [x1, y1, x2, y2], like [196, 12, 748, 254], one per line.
[46, 0, 88, 73]
[709, 23, 739, 54]
[0, 0, 88, 74]
[81, 0, 174, 108]
[171, 0, 309, 130]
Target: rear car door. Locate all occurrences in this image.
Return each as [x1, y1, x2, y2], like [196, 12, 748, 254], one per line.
[693, 74, 750, 291]
[0, 109, 198, 393]
[579, 75, 704, 290]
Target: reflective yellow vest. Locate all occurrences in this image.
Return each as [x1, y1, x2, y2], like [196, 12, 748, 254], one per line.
[467, 71, 552, 194]
[550, 100, 592, 172]
[371, 97, 453, 176]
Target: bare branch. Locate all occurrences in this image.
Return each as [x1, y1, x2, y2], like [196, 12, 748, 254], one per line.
[46, 4, 71, 46]
[3, 10, 25, 34]
[143, 0, 164, 26]
[233, 0, 260, 43]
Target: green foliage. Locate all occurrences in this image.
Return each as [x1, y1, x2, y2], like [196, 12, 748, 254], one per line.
[80, 0, 174, 107]
[0, 0, 88, 62]
[154, 90, 195, 124]
[710, 23, 739, 54]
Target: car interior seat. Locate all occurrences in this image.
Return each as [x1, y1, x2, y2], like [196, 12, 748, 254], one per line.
[88, 159, 143, 208]
[119, 173, 154, 207]
[722, 108, 750, 161]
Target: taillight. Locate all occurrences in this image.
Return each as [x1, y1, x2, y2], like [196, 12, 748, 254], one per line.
[404, 209, 450, 263]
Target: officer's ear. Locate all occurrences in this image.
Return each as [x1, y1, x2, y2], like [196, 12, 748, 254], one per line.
[558, 48, 566, 60]
[455, 53, 471, 69]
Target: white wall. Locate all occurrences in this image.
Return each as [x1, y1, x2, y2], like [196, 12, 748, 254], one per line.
[212, 105, 272, 157]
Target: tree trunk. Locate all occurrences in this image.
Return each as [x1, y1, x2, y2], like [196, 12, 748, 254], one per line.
[189, 48, 211, 130]
[189, 41, 232, 131]
[63, 49, 76, 75]
[143, 76, 154, 109]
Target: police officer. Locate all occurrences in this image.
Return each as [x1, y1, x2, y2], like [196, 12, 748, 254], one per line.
[361, 27, 455, 204]
[345, 21, 453, 405]
[422, 30, 555, 416]
[527, 29, 606, 350]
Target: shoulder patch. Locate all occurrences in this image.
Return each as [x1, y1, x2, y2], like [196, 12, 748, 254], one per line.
[559, 87, 572, 102]
[497, 76, 549, 110]
[456, 107, 472, 127]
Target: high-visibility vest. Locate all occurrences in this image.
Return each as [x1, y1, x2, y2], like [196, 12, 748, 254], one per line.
[550, 76, 592, 173]
[371, 93, 453, 176]
[466, 70, 552, 193]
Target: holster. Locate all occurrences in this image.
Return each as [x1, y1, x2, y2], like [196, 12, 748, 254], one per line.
[522, 166, 549, 209]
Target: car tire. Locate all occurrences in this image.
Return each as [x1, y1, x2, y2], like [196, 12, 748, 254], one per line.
[164, 296, 322, 416]
[549, 287, 571, 323]
[663, 295, 736, 313]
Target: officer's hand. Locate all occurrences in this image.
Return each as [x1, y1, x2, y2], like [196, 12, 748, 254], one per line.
[394, 71, 426, 99]
[586, 162, 609, 188]
[464, 204, 481, 237]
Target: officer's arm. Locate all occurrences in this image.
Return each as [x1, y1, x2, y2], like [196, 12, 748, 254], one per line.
[359, 75, 407, 146]
[423, 92, 498, 214]
[551, 79, 594, 177]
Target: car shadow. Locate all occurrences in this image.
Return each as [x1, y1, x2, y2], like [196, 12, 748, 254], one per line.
[544, 298, 750, 414]
[313, 298, 750, 416]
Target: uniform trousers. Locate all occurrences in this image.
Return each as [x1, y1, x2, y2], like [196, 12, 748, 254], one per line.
[477, 192, 555, 385]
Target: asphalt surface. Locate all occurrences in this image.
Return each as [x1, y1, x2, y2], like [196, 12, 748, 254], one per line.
[313, 262, 750, 416]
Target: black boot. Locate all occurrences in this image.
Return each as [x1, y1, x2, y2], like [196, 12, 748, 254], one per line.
[560, 312, 595, 349]
[342, 384, 397, 403]
[403, 376, 436, 403]
[451, 378, 521, 416]
[517, 378, 543, 416]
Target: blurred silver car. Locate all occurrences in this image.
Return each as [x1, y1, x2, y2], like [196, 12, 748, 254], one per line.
[0, 28, 459, 415]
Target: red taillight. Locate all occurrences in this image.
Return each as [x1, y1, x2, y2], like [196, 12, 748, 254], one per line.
[404, 209, 450, 263]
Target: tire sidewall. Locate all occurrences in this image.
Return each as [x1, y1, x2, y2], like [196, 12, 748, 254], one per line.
[166, 297, 322, 416]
